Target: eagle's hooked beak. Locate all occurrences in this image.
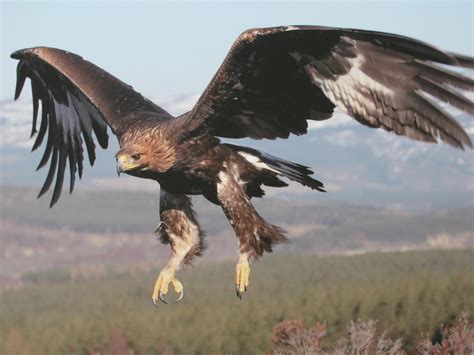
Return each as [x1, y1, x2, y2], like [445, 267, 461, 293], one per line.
[116, 155, 133, 176]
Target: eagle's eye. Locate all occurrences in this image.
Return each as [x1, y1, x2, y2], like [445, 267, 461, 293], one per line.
[131, 153, 142, 161]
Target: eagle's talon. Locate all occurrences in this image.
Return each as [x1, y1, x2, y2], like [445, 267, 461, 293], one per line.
[235, 261, 250, 299]
[152, 271, 184, 306]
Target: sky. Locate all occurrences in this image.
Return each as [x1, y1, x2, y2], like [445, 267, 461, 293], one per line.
[0, 1, 473, 209]
[2, 1, 473, 99]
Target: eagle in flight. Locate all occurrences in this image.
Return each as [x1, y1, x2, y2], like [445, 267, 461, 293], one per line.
[11, 26, 474, 305]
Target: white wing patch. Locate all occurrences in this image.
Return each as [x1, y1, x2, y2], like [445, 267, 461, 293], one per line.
[292, 36, 472, 148]
[304, 50, 392, 127]
[237, 151, 280, 174]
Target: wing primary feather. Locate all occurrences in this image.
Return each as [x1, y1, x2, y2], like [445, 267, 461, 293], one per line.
[36, 133, 53, 171]
[36, 99, 57, 170]
[416, 75, 474, 115]
[31, 80, 40, 137]
[91, 113, 109, 149]
[448, 52, 474, 69]
[399, 120, 438, 144]
[67, 130, 77, 194]
[412, 92, 472, 149]
[71, 97, 97, 165]
[351, 31, 457, 65]
[74, 134, 84, 178]
[38, 145, 58, 198]
[50, 147, 67, 207]
[14, 61, 27, 100]
[78, 115, 96, 165]
[414, 60, 474, 91]
[32, 99, 49, 151]
[68, 151, 76, 194]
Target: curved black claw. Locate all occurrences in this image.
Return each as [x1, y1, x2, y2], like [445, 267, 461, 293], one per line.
[236, 285, 247, 299]
[159, 289, 184, 304]
[174, 289, 184, 303]
[152, 297, 160, 308]
[159, 290, 168, 304]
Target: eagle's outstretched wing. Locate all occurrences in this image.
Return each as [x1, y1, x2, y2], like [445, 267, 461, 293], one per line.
[186, 25, 473, 148]
[11, 47, 172, 206]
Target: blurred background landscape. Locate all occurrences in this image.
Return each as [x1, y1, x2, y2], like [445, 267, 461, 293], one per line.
[1, 185, 473, 283]
[0, 186, 472, 353]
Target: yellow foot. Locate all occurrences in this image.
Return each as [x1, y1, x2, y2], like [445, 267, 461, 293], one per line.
[151, 270, 184, 306]
[235, 260, 250, 299]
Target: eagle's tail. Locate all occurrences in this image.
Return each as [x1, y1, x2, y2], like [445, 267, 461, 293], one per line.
[225, 144, 326, 192]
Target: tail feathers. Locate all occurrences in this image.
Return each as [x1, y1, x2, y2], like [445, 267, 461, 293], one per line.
[265, 157, 325, 192]
[227, 144, 325, 192]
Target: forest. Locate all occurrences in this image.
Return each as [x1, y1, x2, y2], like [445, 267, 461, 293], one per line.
[1, 250, 472, 354]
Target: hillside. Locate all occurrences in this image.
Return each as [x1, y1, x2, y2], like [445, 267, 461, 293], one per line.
[1, 185, 472, 285]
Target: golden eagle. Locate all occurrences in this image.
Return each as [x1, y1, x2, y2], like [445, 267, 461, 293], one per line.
[11, 26, 474, 305]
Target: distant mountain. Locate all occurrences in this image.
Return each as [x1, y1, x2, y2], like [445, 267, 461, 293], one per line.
[1, 96, 473, 209]
[1, 185, 472, 280]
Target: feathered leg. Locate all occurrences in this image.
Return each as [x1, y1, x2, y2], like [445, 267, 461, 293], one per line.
[216, 170, 286, 298]
[152, 189, 205, 305]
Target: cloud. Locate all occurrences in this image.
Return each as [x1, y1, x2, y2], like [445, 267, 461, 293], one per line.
[263, 164, 398, 198]
[322, 123, 438, 163]
[0, 92, 201, 150]
[370, 130, 432, 163]
[307, 109, 354, 130]
[322, 129, 358, 147]
[151, 93, 200, 116]
[321, 165, 400, 192]
[0, 98, 35, 149]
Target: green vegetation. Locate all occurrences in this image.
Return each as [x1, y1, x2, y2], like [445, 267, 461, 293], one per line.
[1, 250, 473, 354]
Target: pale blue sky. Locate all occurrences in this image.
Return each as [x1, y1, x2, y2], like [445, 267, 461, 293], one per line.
[1, 1, 473, 100]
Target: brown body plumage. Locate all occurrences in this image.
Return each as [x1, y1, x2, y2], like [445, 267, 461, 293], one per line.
[11, 25, 474, 303]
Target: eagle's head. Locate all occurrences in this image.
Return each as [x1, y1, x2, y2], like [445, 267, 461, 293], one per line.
[115, 146, 152, 176]
[115, 131, 176, 176]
